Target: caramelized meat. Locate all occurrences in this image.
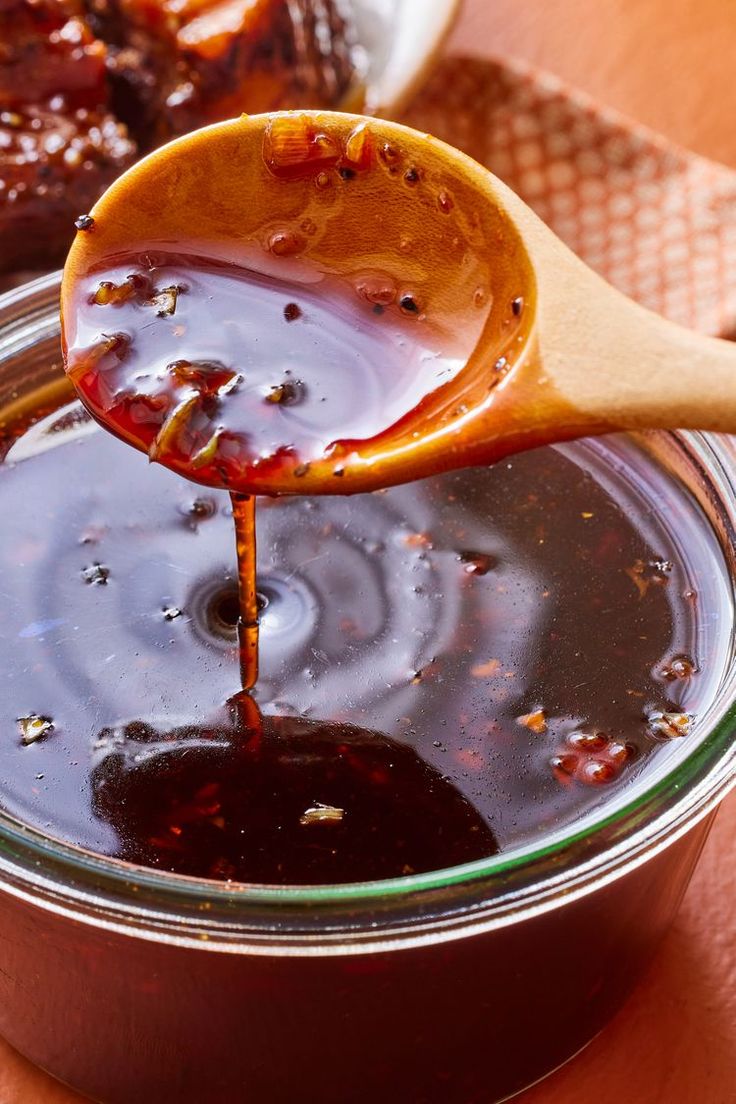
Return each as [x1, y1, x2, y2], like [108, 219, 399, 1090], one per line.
[0, 0, 107, 109]
[0, 0, 357, 275]
[87, 0, 358, 143]
[0, 103, 135, 271]
[0, 1, 136, 272]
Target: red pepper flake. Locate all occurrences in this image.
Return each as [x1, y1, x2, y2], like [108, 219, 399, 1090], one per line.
[355, 275, 396, 307]
[209, 857, 236, 879]
[379, 142, 401, 168]
[263, 115, 340, 178]
[551, 729, 635, 786]
[516, 709, 547, 735]
[343, 122, 373, 169]
[17, 714, 54, 745]
[457, 550, 495, 576]
[91, 279, 136, 307]
[471, 658, 501, 678]
[647, 711, 693, 740]
[299, 803, 345, 826]
[567, 730, 607, 751]
[551, 754, 577, 786]
[658, 654, 697, 681]
[264, 379, 305, 406]
[150, 284, 184, 317]
[437, 190, 454, 214]
[625, 560, 649, 598]
[403, 531, 432, 549]
[268, 230, 305, 257]
[581, 759, 617, 784]
[626, 558, 673, 598]
[169, 359, 236, 394]
[67, 332, 131, 384]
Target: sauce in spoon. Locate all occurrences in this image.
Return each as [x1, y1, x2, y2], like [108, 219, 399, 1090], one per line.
[61, 115, 539, 688]
[64, 253, 472, 493]
[63, 249, 492, 686]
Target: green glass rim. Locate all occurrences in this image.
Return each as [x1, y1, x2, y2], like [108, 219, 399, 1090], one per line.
[0, 272, 734, 927]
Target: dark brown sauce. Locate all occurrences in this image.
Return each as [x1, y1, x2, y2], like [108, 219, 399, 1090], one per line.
[0, 401, 723, 883]
[231, 493, 258, 689]
[63, 254, 464, 492]
[91, 713, 499, 883]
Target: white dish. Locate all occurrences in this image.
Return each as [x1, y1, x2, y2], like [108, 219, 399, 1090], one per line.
[354, 0, 459, 116]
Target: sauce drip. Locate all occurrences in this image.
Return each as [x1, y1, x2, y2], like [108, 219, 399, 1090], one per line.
[63, 253, 471, 690]
[63, 254, 464, 492]
[231, 493, 258, 689]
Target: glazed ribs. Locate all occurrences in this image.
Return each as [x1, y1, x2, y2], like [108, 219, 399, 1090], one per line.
[0, 0, 136, 270]
[86, 0, 358, 142]
[0, 0, 357, 273]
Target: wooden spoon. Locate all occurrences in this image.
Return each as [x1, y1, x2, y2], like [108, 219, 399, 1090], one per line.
[61, 110, 736, 496]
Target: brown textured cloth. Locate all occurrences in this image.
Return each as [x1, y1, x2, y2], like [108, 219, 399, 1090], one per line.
[401, 55, 736, 339]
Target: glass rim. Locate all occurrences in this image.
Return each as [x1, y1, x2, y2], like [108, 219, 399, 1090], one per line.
[0, 272, 734, 938]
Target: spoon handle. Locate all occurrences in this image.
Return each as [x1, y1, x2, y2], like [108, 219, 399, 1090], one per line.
[605, 313, 736, 434]
[543, 284, 736, 436]
[522, 214, 736, 441]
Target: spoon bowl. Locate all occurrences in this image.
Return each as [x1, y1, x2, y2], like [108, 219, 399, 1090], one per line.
[61, 110, 736, 495]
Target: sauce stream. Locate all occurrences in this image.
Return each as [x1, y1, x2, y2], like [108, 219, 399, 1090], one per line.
[231, 493, 258, 689]
[64, 252, 473, 691]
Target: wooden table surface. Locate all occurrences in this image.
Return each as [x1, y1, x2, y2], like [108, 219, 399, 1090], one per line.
[450, 0, 736, 168]
[1, 0, 735, 1100]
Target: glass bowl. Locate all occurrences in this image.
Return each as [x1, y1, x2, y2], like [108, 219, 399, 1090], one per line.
[0, 275, 734, 1104]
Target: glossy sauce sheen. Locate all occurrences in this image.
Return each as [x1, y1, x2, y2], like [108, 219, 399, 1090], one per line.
[64, 254, 463, 489]
[0, 400, 723, 883]
[231, 493, 259, 688]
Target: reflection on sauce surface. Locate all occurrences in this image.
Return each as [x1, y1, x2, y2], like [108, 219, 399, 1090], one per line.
[64, 254, 474, 492]
[0, 401, 726, 883]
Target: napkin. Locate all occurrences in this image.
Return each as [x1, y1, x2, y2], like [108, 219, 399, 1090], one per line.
[402, 55, 736, 339]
